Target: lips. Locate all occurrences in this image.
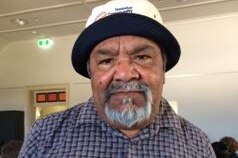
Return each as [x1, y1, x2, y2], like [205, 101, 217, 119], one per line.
[107, 91, 146, 110]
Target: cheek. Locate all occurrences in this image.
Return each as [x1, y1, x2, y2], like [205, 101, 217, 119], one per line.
[90, 70, 114, 101]
[91, 77, 105, 96]
[146, 72, 164, 101]
[91, 71, 112, 89]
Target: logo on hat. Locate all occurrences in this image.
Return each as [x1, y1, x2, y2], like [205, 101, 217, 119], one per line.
[114, 6, 133, 13]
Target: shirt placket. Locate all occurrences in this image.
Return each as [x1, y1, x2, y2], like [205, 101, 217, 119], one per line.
[127, 139, 140, 158]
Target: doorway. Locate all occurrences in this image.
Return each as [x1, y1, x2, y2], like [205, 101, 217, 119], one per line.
[35, 105, 66, 119]
[25, 84, 69, 134]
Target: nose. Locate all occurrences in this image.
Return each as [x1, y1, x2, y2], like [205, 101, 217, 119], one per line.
[113, 59, 140, 82]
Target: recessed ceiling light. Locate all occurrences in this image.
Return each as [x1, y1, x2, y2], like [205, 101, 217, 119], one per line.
[11, 18, 28, 26]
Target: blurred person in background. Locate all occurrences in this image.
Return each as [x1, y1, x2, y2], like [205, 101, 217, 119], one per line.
[212, 141, 230, 158]
[220, 136, 238, 158]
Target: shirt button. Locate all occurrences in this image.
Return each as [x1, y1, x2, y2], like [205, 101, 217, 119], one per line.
[130, 141, 137, 145]
[133, 141, 138, 145]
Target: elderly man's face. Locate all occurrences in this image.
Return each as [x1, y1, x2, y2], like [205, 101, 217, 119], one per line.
[89, 35, 165, 130]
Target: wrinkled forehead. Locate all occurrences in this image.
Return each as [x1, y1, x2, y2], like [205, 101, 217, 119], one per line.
[93, 35, 160, 49]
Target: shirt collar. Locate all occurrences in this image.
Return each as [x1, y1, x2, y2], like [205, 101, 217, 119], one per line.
[76, 97, 101, 125]
[76, 97, 126, 137]
[157, 98, 182, 129]
[134, 98, 182, 140]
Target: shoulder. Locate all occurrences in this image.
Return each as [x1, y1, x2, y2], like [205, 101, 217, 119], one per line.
[18, 101, 91, 157]
[177, 116, 215, 156]
[178, 116, 209, 142]
[35, 101, 88, 134]
[161, 98, 211, 145]
[159, 98, 215, 156]
[27, 102, 87, 142]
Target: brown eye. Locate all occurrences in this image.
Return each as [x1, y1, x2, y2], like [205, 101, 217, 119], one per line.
[135, 54, 152, 62]
[97, 58, 114, 70]
[136, 55, 150, 60]
[133, 53, 153, 66]
[98, 58, 113, 65]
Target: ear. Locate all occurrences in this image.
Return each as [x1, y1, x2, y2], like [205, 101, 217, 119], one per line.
[87, 61, 91, 78]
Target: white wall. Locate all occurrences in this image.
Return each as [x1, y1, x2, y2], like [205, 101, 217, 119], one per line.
[163, 13, 238, 141]
[164, 73, 238, 141]
[0, 13, 238, 141]
[0, 88, 24, 111]
[0, 35, 91, 108]
[167, 13, 238, 75]
[0, 35, 88, 87]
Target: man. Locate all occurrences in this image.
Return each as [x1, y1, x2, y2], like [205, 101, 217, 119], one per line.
[19, 0, 216, 157]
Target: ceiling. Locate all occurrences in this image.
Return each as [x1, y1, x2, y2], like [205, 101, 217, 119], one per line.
[0, 0, 237, 49]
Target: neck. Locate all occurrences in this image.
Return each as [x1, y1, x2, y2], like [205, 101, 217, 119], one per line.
[119, 129, 139, 138]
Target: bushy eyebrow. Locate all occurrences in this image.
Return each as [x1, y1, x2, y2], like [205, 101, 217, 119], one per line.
[92, 43, 159, 57]
[92, 48, 118, 57]
[129, 43, 160, 56]
[130, 45, 152, 54]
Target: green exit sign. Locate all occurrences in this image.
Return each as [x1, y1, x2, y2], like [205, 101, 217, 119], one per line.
[37, 38, 53, 49]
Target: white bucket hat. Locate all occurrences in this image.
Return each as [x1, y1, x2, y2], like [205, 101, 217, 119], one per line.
[72, 0, 181, 78]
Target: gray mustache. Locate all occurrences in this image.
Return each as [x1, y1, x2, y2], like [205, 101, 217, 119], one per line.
[104, 81, 149, 102]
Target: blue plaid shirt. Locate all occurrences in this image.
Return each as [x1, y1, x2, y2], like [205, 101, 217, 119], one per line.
[19, 98, 216, 158]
